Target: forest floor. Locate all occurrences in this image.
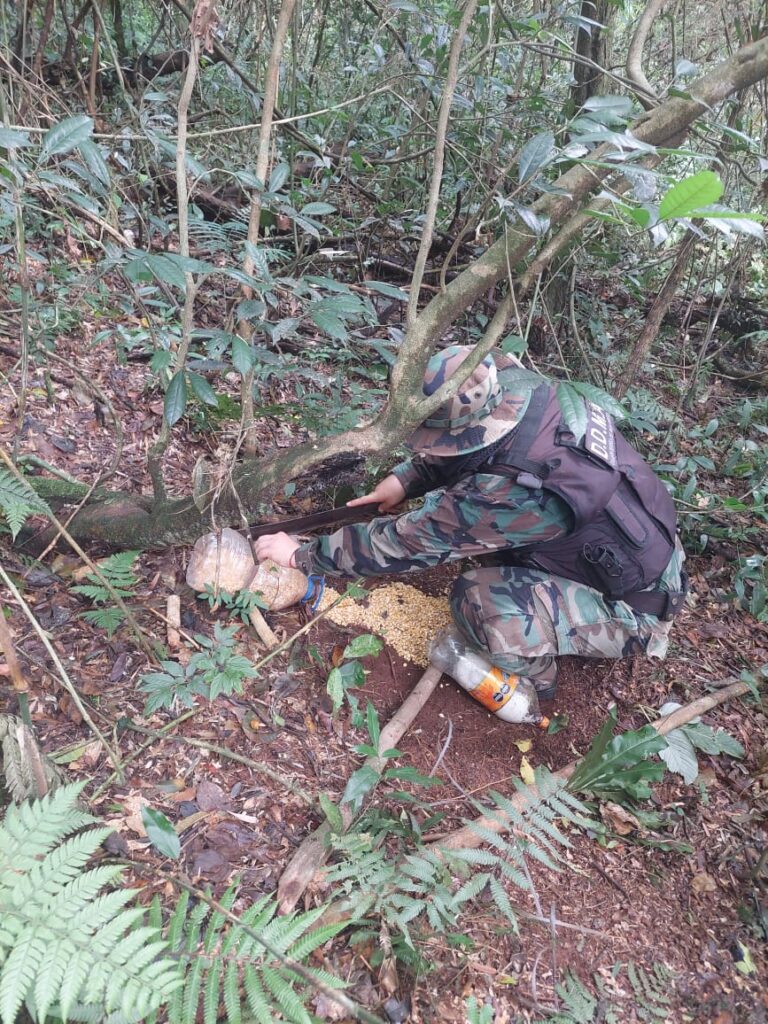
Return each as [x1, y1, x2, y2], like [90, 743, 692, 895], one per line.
[1, 327, 767, 1024]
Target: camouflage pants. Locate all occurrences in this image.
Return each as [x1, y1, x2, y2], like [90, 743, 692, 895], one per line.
[450, 565, 676, 686]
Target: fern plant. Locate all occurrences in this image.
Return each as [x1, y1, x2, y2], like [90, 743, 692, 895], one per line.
[534, 962, 674, 1023]
[0, 469, 50, 539]
[153, 884, 348, 1024]
[70, 551, 139, 636]
[0, 783, 182, 1024]
[326, 768, 593, 959]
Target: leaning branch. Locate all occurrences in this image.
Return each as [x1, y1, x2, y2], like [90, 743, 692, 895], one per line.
[626, 0, 666, 109]
[434, 680, 752, 851]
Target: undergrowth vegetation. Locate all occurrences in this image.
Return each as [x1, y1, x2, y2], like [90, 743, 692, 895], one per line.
[1, 0, 767, 1020]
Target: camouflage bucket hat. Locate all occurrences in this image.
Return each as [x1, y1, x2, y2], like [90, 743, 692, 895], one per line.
[407, 345, 529, 457]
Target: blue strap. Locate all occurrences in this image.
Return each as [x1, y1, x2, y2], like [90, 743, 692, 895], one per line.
[300, 574, 326, 613]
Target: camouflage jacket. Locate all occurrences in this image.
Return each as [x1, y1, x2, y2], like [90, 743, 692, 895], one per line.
[294, 455, 573, 578]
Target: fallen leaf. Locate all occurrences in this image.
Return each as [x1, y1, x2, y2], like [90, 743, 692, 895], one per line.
[600, 801, 642, 836]
[514, 739, 532, 753]
[314, 993, 347, 1021]
[519, 756, 535, 786]
[331, 644, 345, 668]
[691, 871, 717, 894]
[196, 779, 229, 811]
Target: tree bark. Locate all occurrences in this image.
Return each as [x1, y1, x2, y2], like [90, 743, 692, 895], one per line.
[626, 0, 667, 109]
[569, 0, 613, 109]
[617, 232, 696, 397]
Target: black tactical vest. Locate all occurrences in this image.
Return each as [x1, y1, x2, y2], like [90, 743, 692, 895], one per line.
[481, 384, 678, 601]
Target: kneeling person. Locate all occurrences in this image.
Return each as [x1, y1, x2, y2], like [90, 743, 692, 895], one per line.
[255, 346, 687, 704]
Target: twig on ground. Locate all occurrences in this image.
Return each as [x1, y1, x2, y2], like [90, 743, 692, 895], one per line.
[432, 680, 753, 850]
[277, 664, 443, 913]
[430, 717, 453, 775]
[123, 722, 316, 806]
[0, 561, 122, 770]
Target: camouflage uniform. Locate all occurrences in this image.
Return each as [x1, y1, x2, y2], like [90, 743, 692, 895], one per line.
[294, 346, 685, 689]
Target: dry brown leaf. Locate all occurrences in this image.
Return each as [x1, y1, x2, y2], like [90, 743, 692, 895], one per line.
[519, 756, 535, 786]
[691, 871, 717, 894]
[600, 801, 642, 836]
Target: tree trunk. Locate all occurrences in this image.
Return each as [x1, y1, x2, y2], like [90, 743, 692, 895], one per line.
[569, 0, 613, 109]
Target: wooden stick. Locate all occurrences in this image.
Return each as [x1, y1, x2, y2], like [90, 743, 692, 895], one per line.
[433, 680, 751, 851]
[0, 611, 28, 695]
[277, 665, 442, 913]
[249, 605, 279, 649]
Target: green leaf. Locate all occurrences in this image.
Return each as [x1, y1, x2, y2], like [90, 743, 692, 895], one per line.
[318, 793, 344, 834]
[658, 729, 699, 784]
[341, 765, 380, 811]
[231, 337, 255, 374]
[382, 766, 442, 787]
[569, 710, 668, 801]
[141, 805, 181, 859]
[682, 723, 744, 758]
[268, 162, 290, 193]
[365, 701, 380, 749]
[300, 201, 336, 216]
[0, 127, 32, 148]
[326, 667, 345, 715]
[164, 371, 188, 426]
[500, 334, 527, 356]
[39, 114, 94, 161]
[365, 281, 409, 301]
[569, 380, 627, 421]
[518, 131, 555, 183]
[658, 170, 724, 220]
[343, 634, 383, 660]
[556, 381, 588, 439]
[187, 371, 218, 407]
[78, 139, 111, 185]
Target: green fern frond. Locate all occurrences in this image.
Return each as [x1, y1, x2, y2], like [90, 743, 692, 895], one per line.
[0, 784, 181, 1024]
[163, 884, 347, 1024]
[0, 470, 50, 539]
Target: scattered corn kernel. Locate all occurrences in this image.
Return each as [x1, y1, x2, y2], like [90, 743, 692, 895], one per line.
[318, 582, 453, 667]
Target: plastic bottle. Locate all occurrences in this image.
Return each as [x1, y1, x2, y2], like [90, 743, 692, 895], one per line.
[429, 626, 549, 727]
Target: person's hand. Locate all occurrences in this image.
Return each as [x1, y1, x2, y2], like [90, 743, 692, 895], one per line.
[254, 532, 301, 568]
[347, 474, 406, 513]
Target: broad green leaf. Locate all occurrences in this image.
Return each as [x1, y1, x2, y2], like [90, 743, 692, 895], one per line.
[658, 729, 699, 784]
[141, 805, 181, 859]
[583, 95, 634, 116]
[164, 371, 188, 426]
[658, 170, 723, 220]
[500, 334, 527, 355]
[628, 206, 652, 227]
[343, 634, 383, 659]
[40, 114, 93, 161]
[569, 710, 667, 801]
[187, 371, 218, 407]
[0, 127, 31, 148]
[682, 723, 744, 758]
[318, 793, 344, 834]
[300, 201, 336, 216]
[365, 701, 380, 749]
[570, 381, 627, 421]
[231, 337, 254, 374]
[267, 162, 290, 193]
[341, 765, 380, 810]
[518, 132, 555, 183]
[326, 667, 345, 714]
[383, 766, 442, 786]
[77, 139, 110, 185]
[556, 381, 588, 439]
[365, 281, 409, 301]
